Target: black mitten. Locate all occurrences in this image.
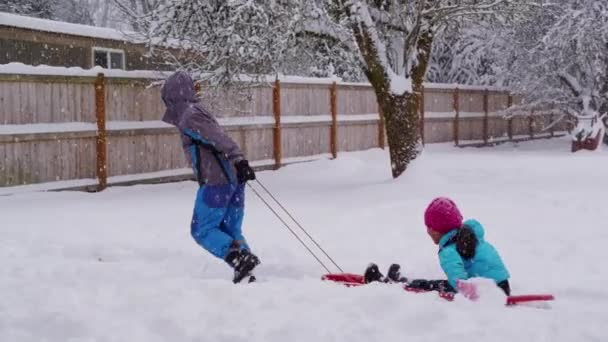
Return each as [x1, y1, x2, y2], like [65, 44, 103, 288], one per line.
[235, 159, 256, 183]
[407, 279, 455, 293]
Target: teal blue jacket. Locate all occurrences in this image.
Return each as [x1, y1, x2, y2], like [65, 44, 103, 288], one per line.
[438, 219, 510, 289]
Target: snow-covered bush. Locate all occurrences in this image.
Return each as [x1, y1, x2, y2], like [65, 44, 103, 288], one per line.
[515, 1, 607, 140]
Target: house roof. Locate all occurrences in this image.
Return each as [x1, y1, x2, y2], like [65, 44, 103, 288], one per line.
[0, 11, 139, 42]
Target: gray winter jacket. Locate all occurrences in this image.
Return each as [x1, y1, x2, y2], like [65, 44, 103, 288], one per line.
[161, 71, 243, 186]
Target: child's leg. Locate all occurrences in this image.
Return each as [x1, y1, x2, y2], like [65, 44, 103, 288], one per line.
[191, 185, 237, 259]
[220, 184, 249, 250]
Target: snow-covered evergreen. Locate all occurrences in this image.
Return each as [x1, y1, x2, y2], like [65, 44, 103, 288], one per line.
[509, 1, 607, 125]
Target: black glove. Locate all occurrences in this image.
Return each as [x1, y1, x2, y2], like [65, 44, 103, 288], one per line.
[235, 159, 256, 183]
[407, 279, 455, 293]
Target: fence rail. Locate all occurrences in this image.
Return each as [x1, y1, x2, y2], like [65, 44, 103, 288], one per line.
[0, 72, 567, 190]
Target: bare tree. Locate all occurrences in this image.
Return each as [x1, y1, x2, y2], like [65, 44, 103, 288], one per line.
[431, 0, 608, 148]
[123, 0, 303, 87]
[112, 0, 167, 30]
[427, 20, 507, 86]
[491, 0, 608, 147]
[309, 0, 533, 177]
[1, 0, 57, 20]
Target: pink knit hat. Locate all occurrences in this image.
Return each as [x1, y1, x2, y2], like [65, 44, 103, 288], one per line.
[424, 197, 463, 234]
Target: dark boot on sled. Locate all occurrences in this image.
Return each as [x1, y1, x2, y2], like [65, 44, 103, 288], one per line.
[386, 264, 408, 283]
[225, 249, 260, 284]
[364, 263, 385, 283]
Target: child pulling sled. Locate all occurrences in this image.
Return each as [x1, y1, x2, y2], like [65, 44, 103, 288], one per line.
[161, 71, 260, 283]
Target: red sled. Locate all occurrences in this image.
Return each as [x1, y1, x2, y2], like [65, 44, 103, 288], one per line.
[321, 273, 365, 287]
[506, 294, 555, 306]
[322, 273, 554, 306]
[321, 273, 455, 300]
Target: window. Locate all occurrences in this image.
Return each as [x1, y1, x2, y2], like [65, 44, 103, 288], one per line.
[92, 48, 125, 69]
[93, 50, 108, 68]
[110, 52, 124, 69]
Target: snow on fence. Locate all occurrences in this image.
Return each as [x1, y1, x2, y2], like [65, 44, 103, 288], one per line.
[0, 69, 566, 191]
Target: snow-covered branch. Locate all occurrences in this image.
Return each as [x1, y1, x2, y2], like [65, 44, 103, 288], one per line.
[125, 0, 304, 87]
[347, 1, 412, 95]
[558, 72, 583, 97]
[423, 0, 533, 25]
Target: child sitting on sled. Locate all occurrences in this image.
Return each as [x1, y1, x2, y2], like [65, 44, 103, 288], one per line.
[365, 197, 511, 298]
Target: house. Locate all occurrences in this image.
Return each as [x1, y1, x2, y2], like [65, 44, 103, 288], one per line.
[0, 12, 177, 71]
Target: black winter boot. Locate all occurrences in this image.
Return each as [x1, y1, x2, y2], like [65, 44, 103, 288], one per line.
[224, 249, 241, 269]
[231, 249, 260, 284]
[224, 242, 242, 269]
[364, 263, 385, 283]
[386, 264, 408, 283]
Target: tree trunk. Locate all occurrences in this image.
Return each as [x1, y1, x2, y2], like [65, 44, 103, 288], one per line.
[377, 93, 421, 178]
[372, 31, 433, 178]
[100, 0, 110, 27]
[129, 0, 140, 30]
[600, 66, 608, 146]
[339, 2, 434, 177]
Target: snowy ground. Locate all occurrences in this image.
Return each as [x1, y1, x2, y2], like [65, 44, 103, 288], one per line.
[1, 137, 607, 342]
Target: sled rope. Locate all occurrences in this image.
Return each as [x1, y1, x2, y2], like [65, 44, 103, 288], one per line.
[253, 179, 344, 273]
[247, 182, 332, 273]
[247, 181, 341, 273]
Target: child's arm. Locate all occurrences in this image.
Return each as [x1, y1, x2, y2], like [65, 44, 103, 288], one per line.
[439, 247, 469, 290]
[181, 113, 244, 163]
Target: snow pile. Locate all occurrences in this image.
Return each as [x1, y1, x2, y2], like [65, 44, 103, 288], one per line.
[389, 73, 413, 96]
[1, 138, 607, 341]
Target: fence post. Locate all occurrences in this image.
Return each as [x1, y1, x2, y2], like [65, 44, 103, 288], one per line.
[420, 89, 425, 146]
[272, 79, 282, 169]
[549, 113, 555, 137]
[529, 111, 535, 139]
[330, 82, 338, 158]
[94, 73, 107, 191]
[378, 105, 385, 149]
[483, 89, 489, 145]
[453, 87, 460, 146]
[507, 94, 513, 141]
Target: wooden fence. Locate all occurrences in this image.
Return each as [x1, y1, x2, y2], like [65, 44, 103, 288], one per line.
[0, 72, 567, 191]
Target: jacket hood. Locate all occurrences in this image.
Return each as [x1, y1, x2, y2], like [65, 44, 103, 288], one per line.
[161, 71, 198, 125]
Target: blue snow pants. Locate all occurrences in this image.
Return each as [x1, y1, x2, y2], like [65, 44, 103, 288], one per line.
[191, 183, 249, 259]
